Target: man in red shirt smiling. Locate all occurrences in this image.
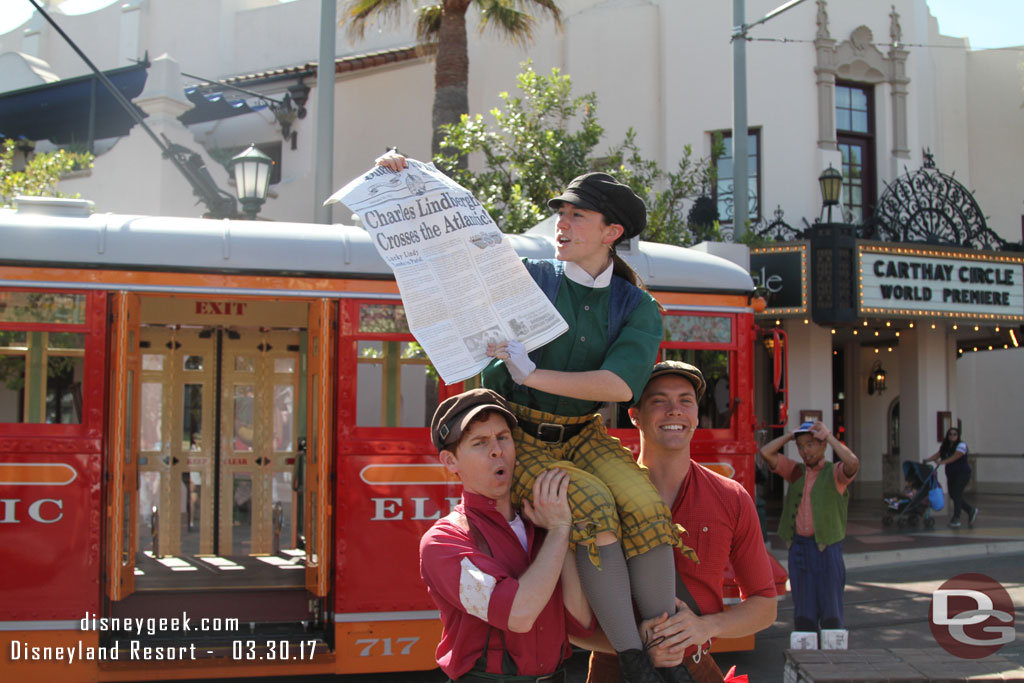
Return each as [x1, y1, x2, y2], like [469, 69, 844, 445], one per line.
[588, 362, 777, 683]
[419, 389, 593, 682]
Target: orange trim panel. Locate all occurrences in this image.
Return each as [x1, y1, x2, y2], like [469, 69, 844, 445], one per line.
[0, 266, 401, 296]
[0, 462, 78, 486]
[335, 619, 441, 674]
[359, 463, 460, 486]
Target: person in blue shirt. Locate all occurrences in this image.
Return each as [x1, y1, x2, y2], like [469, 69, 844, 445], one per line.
[925, 427, 977, 528]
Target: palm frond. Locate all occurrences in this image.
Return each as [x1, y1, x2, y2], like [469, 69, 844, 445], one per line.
[475, 0, 562, 47]
[414, 3, 443, 44]
[514, 0, 563, 30]
[341, 0, 412, 40]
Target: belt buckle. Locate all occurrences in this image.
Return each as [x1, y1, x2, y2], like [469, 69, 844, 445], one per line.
[536, 423, 565, 443]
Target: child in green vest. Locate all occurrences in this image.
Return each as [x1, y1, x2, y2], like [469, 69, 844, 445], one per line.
[759, 420, 859, 649]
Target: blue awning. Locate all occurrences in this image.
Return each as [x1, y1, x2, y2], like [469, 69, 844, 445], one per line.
[0, 61, 267, 145]
[178, 87, 266, 125]
[0, 61, 149, 144]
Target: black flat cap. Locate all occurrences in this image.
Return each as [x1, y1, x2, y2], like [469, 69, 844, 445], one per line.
[430, 388, 517, 452]
[548, 172, 647, 240]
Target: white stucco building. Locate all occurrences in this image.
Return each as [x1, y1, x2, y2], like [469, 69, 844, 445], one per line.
[2, 0, 1021, 501]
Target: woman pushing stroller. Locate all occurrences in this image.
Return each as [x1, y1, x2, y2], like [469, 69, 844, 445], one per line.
[925, 427, 978, 528]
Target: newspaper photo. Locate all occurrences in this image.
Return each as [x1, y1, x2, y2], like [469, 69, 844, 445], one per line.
[325, 159, 567, 384]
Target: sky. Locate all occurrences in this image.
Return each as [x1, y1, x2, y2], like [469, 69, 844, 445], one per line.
[0, 0, 1022, 49]
[925, 0, 1024, 50]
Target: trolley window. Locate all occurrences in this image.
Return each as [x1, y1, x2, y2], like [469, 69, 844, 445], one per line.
[660, 311, 737, 430]
[0, 291, 93, 426]
[353, 302, 439, 430]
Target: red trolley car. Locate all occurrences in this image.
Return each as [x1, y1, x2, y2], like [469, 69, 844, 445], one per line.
[0, 197, 784, 681]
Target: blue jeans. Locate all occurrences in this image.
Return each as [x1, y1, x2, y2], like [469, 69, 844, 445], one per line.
[789, 534, 845, 631]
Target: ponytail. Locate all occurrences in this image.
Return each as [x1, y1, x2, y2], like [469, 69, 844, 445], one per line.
[601, 212, 664, 311]
[611, 249, 665, 312]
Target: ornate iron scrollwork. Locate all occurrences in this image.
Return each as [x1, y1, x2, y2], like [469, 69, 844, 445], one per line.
[872, 150, 1009, 250]
[752, 206, 805, 241]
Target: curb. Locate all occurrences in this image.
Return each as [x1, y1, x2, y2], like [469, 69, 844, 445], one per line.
[769, 540, 1024, 571]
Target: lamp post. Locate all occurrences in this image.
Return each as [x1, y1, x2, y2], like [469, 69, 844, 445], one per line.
[818, 164, 842, 223]
[868, 360, 887, 395]
[231, 144, 273, 219]
[732, 0, 809, 240]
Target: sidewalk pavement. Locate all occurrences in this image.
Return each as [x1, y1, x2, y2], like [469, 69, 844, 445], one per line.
[764, 491, 1024, 570]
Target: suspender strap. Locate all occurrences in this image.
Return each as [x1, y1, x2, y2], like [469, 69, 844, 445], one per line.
[519, 259, 644, 408]
[675, 572, 702, 616]
[464, 515, 517, 676]
[523, 259, 644, 349]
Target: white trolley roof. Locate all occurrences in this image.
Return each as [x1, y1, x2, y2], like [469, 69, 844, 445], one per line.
[1, 198, 754, 295]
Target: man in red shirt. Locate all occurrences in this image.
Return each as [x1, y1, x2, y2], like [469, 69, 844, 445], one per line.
[420, 388, 593, 682]
[588, 361, 778, 683]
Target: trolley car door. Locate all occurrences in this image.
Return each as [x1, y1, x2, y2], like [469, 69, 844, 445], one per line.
[107, 292, 141, 600]
[220, 328, 302, 557]
[305, 299, 334, 596]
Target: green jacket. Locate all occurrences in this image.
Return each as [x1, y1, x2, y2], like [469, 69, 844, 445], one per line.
[778, 461, 849, 550]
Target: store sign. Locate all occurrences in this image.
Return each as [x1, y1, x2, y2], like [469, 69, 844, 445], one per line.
[859, 247, 1024, 320]
[750, 246, 807, 315]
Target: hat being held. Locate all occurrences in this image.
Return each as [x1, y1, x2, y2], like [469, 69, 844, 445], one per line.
[643, 360, 706, 402]
[793, 421, 816, 436]
[548, 172, 647, 240]
[430, 388, 517, 452]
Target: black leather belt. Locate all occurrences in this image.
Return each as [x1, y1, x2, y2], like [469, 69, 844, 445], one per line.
[455, 669, 566, 683]
[517, 420, 586, 443]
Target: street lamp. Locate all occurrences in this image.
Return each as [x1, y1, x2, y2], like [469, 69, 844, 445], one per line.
[818, 164, 842, 222]
[732, 0, 809, 239]
[868, 360, 887, 395]
[231, 144, 273, 219]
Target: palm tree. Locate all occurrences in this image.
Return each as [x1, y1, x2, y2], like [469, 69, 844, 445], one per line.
[342, 0, 562, 158]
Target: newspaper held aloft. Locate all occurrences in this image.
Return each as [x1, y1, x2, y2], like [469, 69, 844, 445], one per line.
[325, 159, 567, 384]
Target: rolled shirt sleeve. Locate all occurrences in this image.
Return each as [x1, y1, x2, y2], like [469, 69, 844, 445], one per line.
[599, 293, 663, 403]
[420, 526, 519, 631]
[770, 454, 802, 483]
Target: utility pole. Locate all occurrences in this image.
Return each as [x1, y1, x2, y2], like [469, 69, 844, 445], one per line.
[314, 0, 336, 224]
[732, 0, 749, 240]
[732, 0, 809, 240]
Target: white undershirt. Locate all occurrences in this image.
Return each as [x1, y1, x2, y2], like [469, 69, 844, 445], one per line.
[508, 514, 528, 551]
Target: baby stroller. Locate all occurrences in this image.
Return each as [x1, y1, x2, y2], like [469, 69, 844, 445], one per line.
[882, 461, 942, 530]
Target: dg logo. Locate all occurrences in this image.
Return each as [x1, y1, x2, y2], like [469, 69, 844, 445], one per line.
[930, 573, 1015, 659]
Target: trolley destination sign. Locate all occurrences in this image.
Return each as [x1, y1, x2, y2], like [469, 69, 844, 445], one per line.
[858, 245, 1024, 320]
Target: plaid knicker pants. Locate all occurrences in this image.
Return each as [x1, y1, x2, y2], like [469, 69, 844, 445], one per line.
[509, 403, 682, 567]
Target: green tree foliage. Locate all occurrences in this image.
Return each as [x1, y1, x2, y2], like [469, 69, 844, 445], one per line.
[0, 139, 94, 208]
[434, 63, 720, 246]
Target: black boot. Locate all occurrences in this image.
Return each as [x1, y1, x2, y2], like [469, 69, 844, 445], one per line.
[657, 662, 697, 683]
[617, 648, 665, 683]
